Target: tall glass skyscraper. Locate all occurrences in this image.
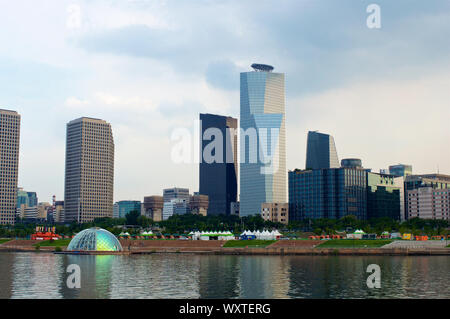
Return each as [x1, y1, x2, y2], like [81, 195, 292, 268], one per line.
[240, 64, 287, 216]
[305, 131, 339, 170]
[199, 113, 237, 215]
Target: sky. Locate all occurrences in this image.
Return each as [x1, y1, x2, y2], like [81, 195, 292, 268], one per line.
[0, 0, 449, 203]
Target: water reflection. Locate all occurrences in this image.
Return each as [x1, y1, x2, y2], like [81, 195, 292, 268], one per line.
[59, 255, 115, 299]
[11, 253, 63, 299]
[0, 253, 448, 299]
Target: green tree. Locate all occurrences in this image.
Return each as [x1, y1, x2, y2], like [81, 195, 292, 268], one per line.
[125, 210, 141, 225]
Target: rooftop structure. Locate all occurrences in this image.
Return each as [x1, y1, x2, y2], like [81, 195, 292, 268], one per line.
[251, 63, 274, 72]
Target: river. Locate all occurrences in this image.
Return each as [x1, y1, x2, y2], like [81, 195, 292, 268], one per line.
[0, 253, 448, 299]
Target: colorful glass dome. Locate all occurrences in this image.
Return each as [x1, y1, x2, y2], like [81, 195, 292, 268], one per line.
[67, 227, 123, 252]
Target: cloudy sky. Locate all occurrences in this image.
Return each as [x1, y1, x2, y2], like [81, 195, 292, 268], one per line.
[1, 0, 449, 203]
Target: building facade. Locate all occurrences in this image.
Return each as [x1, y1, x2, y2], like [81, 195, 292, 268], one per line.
[163, 188, 190, 203]
[143, 196, 164, 222]
[113, 200, 141, 219]
[54, 201, 65, 223]
[0, 109, 20, 225]
[289, 168, 367, 221]
[162, 198, 189, 220]
[190, 194, 209, 216]
[64, 117, 114, 223]
[240, 64, 287, 216]
[341, 158, 362, 169]
[407, 187, 449, 220]
[305, 131, 339, 170]
[16, 188, 38, 209]
[404, 174, 450, 219]
[199, 113, 237, 215]
[367, 172, 403, 220]
[261, 203, 289, 225]
[389, 164, 412, 177]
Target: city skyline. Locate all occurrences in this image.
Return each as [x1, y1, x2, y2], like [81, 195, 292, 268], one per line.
[0, 1, 449, 203]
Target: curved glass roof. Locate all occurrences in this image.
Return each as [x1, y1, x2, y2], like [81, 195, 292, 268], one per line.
[67, 228, 123, 252]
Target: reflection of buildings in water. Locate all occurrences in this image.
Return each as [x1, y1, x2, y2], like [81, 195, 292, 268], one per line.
[198, 256, 239, 299]
[0, 254, 14, 298]
[60, 255, 114, 299]
[238, 256, 290, 299]
[287, 256, 369, 298]
[11, 253, 63, 299]
[109, 255, 201, 299]
[397, 257, 430, 296]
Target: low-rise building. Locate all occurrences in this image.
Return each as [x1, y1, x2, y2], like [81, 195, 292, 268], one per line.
[190, 194, 209, 216]
[113, 200, 141, 219]
[261, 203, 289, 225]
[405, 174, 450, 220]
[389, 164, 412, 177]
[37, 202, 52, 220]
[407, 187, 449, 220]
[367, 172, 404, 220]
[163, 198, 189, 220]
[23, 206, 38, 220]
[54, 201, 65, 223]
[230, 202, 239, 216]
[143, 196, 164, 222]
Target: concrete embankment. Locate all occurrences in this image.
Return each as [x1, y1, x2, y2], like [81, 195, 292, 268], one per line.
[1, 239, 449, 256]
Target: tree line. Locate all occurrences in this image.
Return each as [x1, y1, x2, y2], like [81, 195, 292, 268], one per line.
[1, 212, 448, 238]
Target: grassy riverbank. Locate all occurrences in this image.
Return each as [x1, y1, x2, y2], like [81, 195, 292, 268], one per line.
[317, 239, 393, 248]
[34, 239, 72, 247]
[223, 240, 276, 248]
[0, 239, 11, 245]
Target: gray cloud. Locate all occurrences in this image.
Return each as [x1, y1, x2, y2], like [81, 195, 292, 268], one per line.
[75, 0, 450, 98]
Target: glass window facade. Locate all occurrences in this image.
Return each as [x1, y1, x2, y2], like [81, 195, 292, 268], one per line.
[240, 69, 287, 216]
[199, 114, 237, 215]
[67, 227, 122, 252]
[367, 173, 401, 220]
[305, 131, 339, 170]
[289, 168, 367, 220]
[113, 200, 141, 219]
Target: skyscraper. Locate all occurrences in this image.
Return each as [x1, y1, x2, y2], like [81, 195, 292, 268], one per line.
[240, 64, 287, 216]
[199, 113, 237, 215]
[64, 117, 114, 223]
[0, 109, 20, 225]
[305, 131, 339, 170]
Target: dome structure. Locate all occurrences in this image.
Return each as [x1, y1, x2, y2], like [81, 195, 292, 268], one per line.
[67, 227, 123, 252]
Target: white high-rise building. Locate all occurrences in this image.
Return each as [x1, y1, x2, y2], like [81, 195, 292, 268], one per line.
[0, 109, 20, 225]
[64, 117, 114, 223]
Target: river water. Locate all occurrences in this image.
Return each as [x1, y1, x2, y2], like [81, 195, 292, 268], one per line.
[0, 252, 448, 299]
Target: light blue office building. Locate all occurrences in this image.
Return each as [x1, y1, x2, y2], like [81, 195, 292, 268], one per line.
[240, 64, 287, 216]
[113, 200, 141, 219]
